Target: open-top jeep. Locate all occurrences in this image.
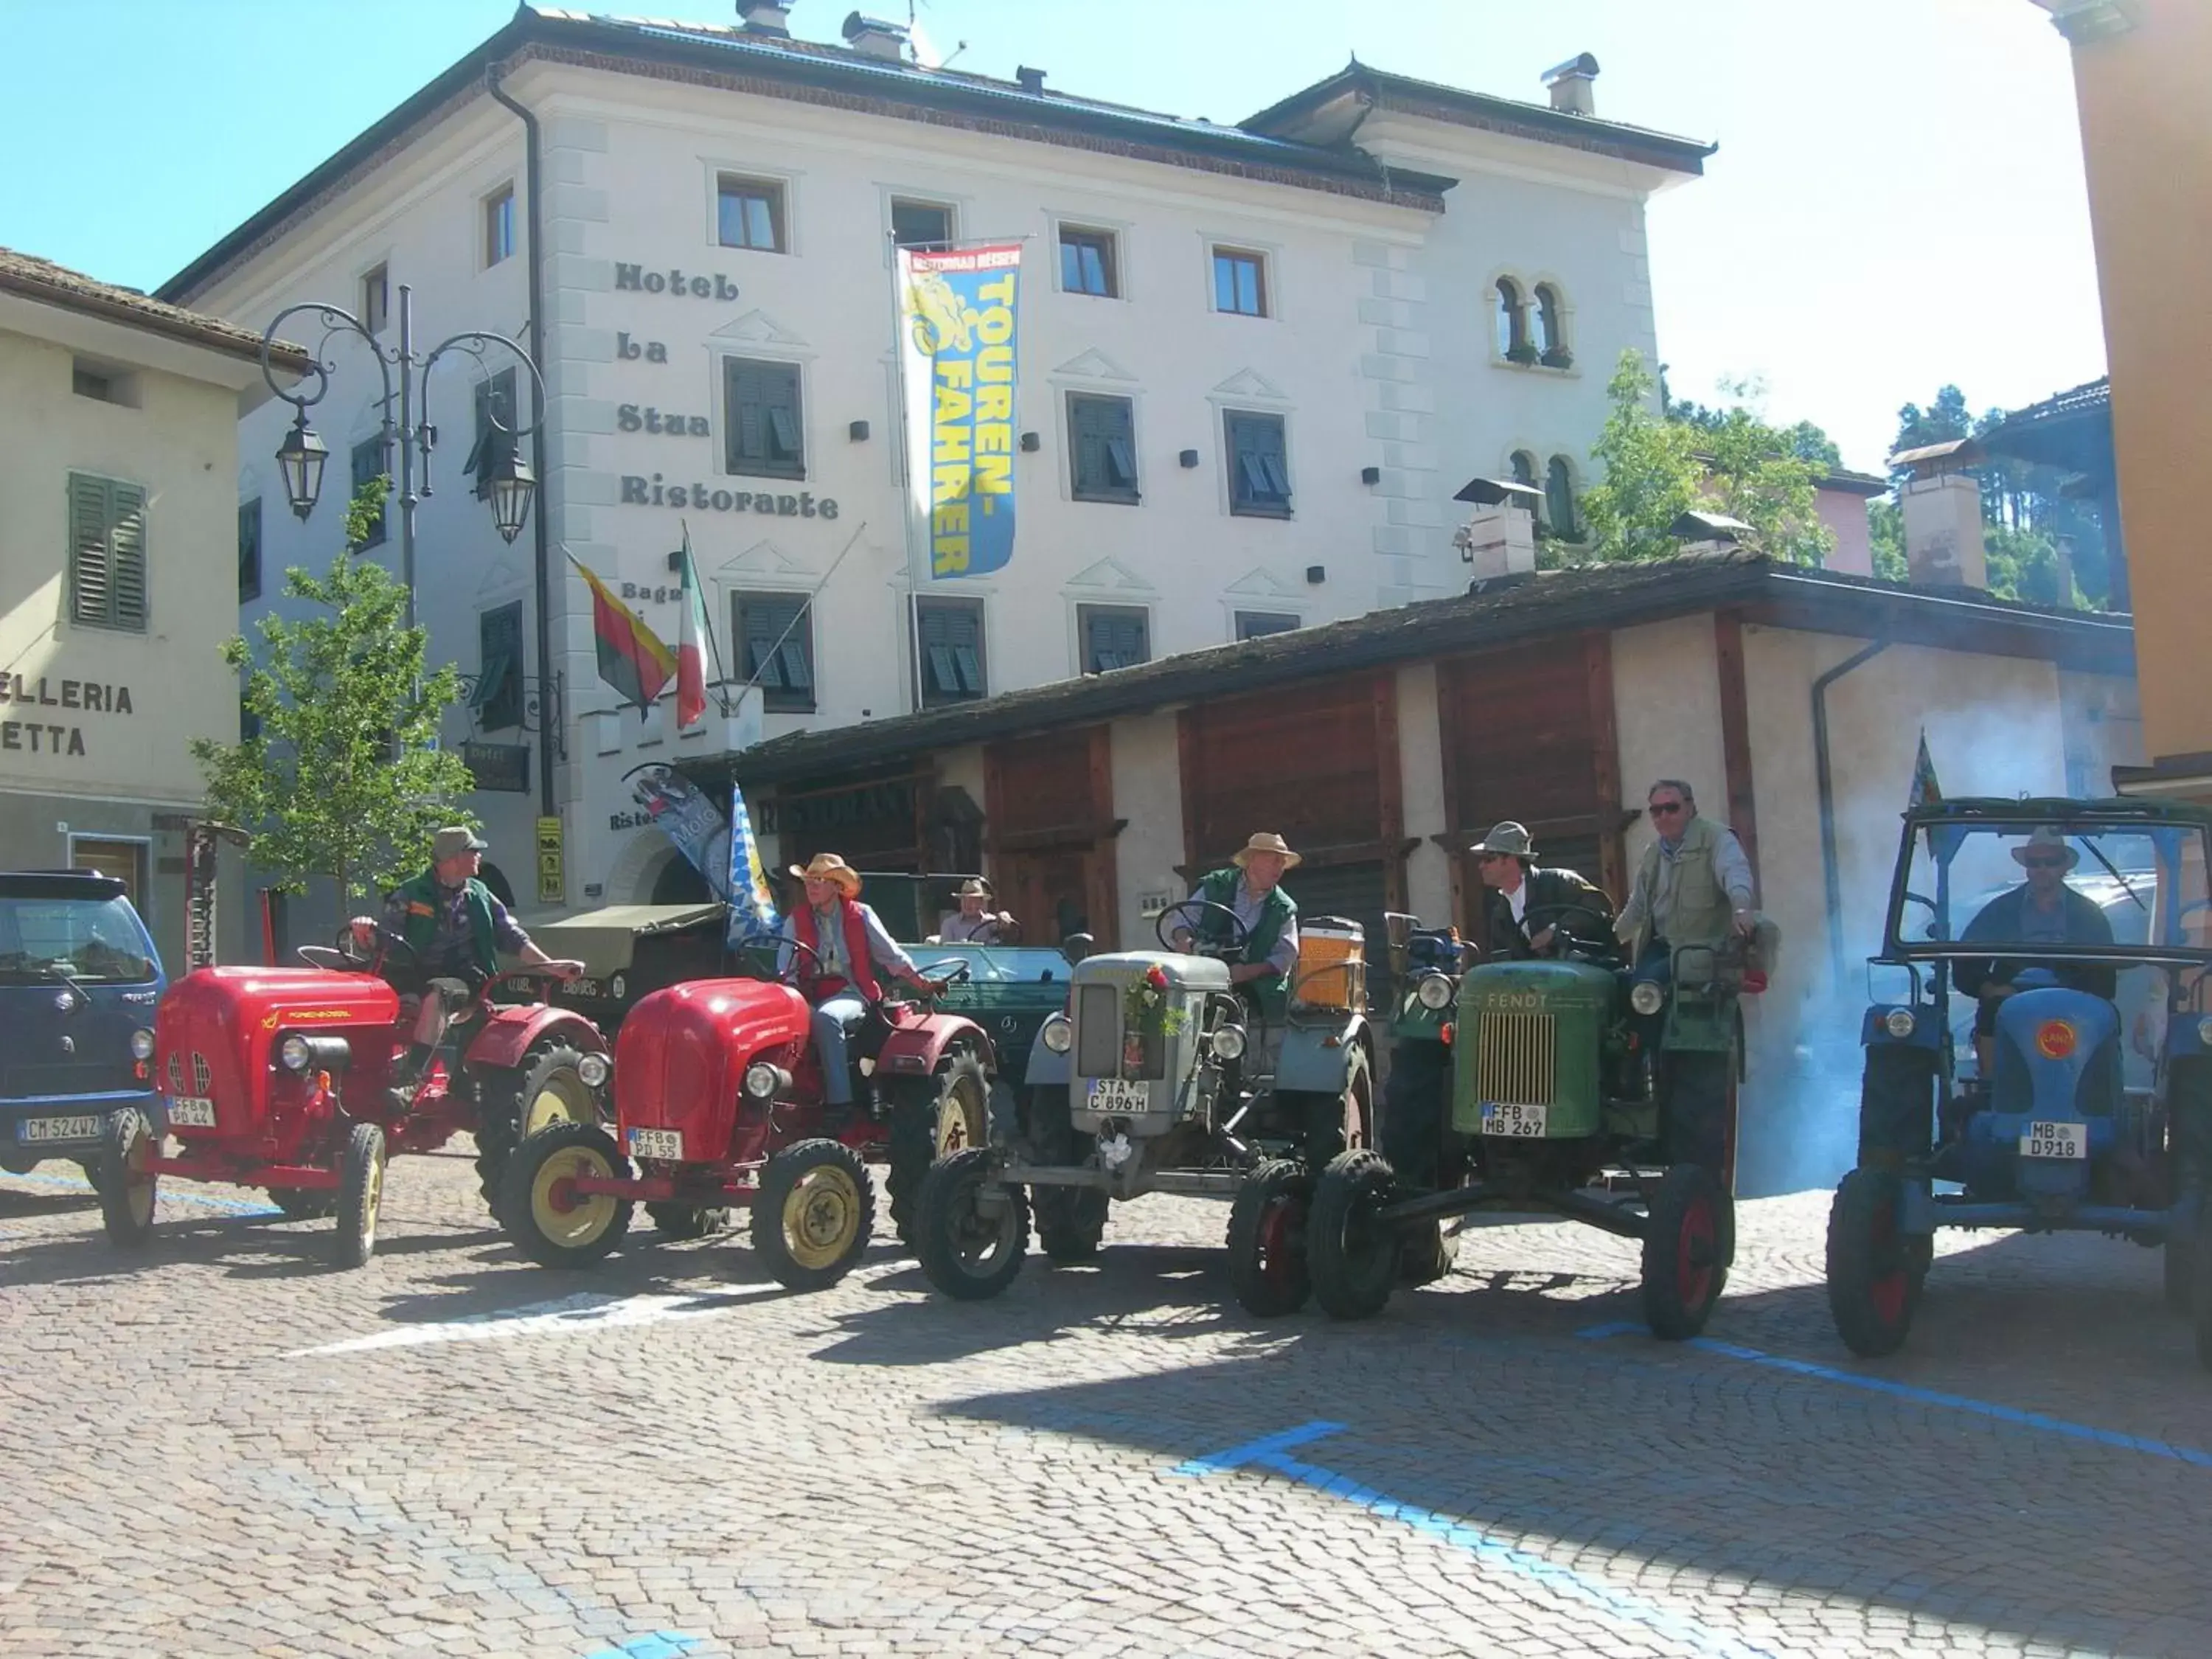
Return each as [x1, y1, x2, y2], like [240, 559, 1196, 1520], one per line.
[1309, 897, 1767, 1340]
[1827, 797, 2212, 1363]
[911, 902, 1372, 1308]
[499, 941, 997, 1289]
[101, 928, 609, 1267]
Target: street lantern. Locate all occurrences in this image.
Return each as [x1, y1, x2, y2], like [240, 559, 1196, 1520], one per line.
[274, 413, 329, 521]
[487, 448, 536, 545]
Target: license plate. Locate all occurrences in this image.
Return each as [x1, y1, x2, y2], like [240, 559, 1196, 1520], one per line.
[2020, 1120, 2087, 1160]
[1087, 1077, 1151, 1114]
[167, 1096, 217, 1128]
[18, 1114, 100, 1144]
[1480, 1101, 1548, 1138]
[628, 1127, 683, 1162]
[566, 978, 605, 999]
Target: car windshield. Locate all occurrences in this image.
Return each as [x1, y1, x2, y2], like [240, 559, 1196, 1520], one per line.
[0, 894, 157, 984]
[1892, 822, 2207, 957]
[907, 944, 1070, 984]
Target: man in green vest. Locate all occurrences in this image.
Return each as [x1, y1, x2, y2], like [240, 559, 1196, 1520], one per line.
[1169, 832, 1302, 1018]
[1614, 779, 1757, 970]
[349, 827, 582, 1097]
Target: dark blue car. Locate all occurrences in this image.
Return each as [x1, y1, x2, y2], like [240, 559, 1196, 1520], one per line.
[0, 871, 166, 1185]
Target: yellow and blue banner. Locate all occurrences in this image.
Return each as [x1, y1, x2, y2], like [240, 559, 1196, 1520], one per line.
[898, 243, 1022, 579]
[726, 782, 782, 946]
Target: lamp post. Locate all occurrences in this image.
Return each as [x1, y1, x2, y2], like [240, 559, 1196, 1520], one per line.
[257, 284, 543, 632]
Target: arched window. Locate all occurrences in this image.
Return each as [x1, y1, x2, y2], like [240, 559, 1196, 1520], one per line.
[1533, 284, 1565, 363]
[478, 860, 517, 908]
[1545, 456, 1579, 540]
[1495, 278, 1526, 359]
[1508, 450, 1539, 489]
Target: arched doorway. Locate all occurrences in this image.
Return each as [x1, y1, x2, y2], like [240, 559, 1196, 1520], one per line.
[650, 852, 714, 905]
[478, 860, 518, 908]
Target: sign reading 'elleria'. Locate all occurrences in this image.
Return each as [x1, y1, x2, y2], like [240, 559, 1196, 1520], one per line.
[618, 473, 839, 518]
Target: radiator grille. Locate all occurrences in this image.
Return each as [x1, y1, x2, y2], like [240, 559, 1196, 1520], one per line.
[1076, 984, 1124, 1078]
[1474, 1012, 1557, 1107]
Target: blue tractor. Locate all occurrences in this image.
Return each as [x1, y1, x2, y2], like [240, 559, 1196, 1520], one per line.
[1828, 797, 2212, 1364]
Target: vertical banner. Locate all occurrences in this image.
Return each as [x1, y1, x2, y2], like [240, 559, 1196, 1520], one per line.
[625, 764, 733, 902]
[726, 782, 783, 948]
[898, 243, 1022, 580]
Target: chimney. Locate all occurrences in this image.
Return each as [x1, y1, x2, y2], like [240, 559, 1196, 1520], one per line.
[1899, 474, 1989, 589]
[738, 1, 793, 35]
[1541, 52, 1599, 116]
[841, 11, 909, 60]
[1015, 65, 1046, 94]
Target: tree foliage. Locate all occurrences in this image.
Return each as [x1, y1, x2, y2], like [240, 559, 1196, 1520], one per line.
[1580, 352, 1836, 567]
[192, 512, 473, 902]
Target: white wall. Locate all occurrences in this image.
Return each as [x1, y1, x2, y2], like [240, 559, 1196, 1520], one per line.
[1108, 710, 1185, 948]
[1610, 614, 1728, 885]
[1395, 661, 1450, 923]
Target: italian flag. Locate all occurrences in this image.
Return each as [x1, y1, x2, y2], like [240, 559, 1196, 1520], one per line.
[675, 529, 712, 729]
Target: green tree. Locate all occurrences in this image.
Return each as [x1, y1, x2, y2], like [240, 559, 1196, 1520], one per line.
[192, 509, 473, 904]
[1581, 352, 1836, 566]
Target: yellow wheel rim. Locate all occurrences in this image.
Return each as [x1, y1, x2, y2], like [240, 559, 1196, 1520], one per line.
[361, 1152, 384, 1246]
[124, 1125, 155, 1228]
[936, 1076, 985, 1156]
[524, 1068, 594, 1135]
[782, 1165, 862, 1270]
[530, 1145, 619, 1250]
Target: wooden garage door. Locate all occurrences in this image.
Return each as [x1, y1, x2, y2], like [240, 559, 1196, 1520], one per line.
[985, 726, 1121, 950]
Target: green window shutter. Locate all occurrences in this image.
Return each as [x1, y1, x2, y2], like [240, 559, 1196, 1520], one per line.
[726, 359, 802, 478]
[109, 481, 147, 628]
[69, 473, 112, 626]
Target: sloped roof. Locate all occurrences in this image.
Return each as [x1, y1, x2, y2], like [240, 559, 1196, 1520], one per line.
[0, 246, 307, 372]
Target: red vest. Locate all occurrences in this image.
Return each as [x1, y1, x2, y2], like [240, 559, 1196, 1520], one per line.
[793, 899, 881, 1001]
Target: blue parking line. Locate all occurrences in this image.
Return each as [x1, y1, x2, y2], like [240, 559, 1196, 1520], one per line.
[580, 1633, 699, 1659]
[0, 1169, 280, 1217]
[1580, 1325, 2212, 1470]
[1174, 1421, 1777, 1659]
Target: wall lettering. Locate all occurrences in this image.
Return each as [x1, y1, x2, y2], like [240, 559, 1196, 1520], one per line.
[614, 264, 740, 301]
[617, 333, 669, 364]
[0, 675, 133, 762]
[1, 723, 88, 756]
[618, 405, 711, 437]
[617, 473, 839, 518]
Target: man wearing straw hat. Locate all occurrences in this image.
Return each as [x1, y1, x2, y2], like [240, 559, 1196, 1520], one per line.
[1957, 825, 2116, 1071]
[1169, 832, 1302, 1020]
[779, 853, 943, 1111]
[931, 877, 1018, 945]
[1467, 821, 1614, 961]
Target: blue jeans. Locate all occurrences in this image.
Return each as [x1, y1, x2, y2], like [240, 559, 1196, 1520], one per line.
[810, 993, 868, 1106]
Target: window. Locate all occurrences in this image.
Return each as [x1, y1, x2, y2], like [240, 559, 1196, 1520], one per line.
[1079, 604, 1149, 673]
[1068, 393, 1139, 504]
[71, 360, 135, 406]
[1495, 277, 1528, 360]
[724, 358, 804, 479]
[474, 602, 525, 731]
[1533, 283, 1566, 363]
[362, 263, 389, 334]
[484, 185, 515, 267]
[349, 437, 388, 549]
[237, 498, 262, 604]
[1234, 611, 1298, 641]
[734, 590, 815, 713]
[1509, 449, 1539, 489]
[1212, 247, 1267, 317]
[1224, 410, 1291, 517]
[1058, 226, 1119, 297]
[916, 596, 987, 707]
[1545, 456, 1580, 540]
[67, 473, 148, 633]
[717, 175, 786, 252]
[891, 198, 954, 249]
[470, 368, 518, 500]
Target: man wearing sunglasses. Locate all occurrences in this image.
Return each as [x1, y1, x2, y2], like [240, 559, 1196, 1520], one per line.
[1614, 779, 1756, 970]
[1469, 821, 1614, 960]
[1955, 825, 2116, 1071]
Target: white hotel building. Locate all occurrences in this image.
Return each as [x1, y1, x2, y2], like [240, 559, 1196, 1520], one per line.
[162, 3, 1711, 918]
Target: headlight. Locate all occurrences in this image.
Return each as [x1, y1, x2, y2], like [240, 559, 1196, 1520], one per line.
[577, 1053, 612, 1089]
[278, 1033, 313, 1071]
[2196, 1016, 2212, 1048]
[1415, 973, 1455, 1012]
[1883, 1007, 1918, 1040]
[610, 973, 627, 1001]
[130, 1028, 156, 1061]
[1040, 1015, 1073, 1054]
[1210, 1023, 1248, 1062]
[1630, 981, 1665, 1017]
[742, 1061, 782, 1100]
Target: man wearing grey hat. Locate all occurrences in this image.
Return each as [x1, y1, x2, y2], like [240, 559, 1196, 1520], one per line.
[1469, 822, 1615, 961]
[349, 827, 582, 1096]
[1956, 825, 2116, 1072]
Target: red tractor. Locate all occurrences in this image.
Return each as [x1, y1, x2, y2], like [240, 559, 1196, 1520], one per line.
[100, 931, 610, 1267]
[500, 946, 995, 1290]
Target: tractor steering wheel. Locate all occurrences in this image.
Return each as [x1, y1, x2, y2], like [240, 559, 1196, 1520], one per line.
[1520, 901, 1619, 960]
[299, 925, 420, 975]
[776, 935, 830, 987]
[1157, 898, 1253, 958]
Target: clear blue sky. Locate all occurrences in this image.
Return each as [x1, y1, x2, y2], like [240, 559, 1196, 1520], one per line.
[0, 0, 2104, 470]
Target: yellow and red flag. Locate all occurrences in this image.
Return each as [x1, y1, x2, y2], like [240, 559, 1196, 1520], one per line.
[568, 554, 675, 715]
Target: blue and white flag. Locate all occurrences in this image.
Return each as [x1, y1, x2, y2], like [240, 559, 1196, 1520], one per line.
[726, 782, 782, 947]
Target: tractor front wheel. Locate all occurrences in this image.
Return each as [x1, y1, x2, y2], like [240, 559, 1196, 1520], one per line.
[1307, 1150, 1402, 1321]
[1642, 1163, 1731, 1340]
[916, 1147, 1028, 1301]
[502, 1121, 634, 1268]
[1825, 1166, 1921, 1357]
[334, 1121, 388, 1270]
[1226, 1158, 1312, 1318]
[97, 1107, 158, 1249]
[753, 1138, 874, 1292]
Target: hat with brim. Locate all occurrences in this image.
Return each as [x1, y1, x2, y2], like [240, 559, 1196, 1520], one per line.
[789, 853, 863, 896]
[1231, 832, 1302, 870]
[956, 877, 994, 899]
[1467, 821, 1536, 861]
[433, 826, 488, 861]
[2011, 826, 2080, 870]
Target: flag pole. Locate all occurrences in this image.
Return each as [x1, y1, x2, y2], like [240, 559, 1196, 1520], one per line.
[888, 232, 932, 715]
[681, 520, 736, 717]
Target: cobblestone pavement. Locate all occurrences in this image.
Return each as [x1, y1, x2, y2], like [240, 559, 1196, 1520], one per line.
[6, 1148, 2211, 1659]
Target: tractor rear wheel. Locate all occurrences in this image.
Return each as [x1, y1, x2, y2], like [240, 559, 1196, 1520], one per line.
[646, 1201, 731, 1240]
[502, 1121, 633, 1268]
[1226, 1158, 1312, 1318]
[1825, 1166, 1920, 1357]
[1399, 1220, 1458, 1287]
[333, 1121, 388, 1270]
[1033, 1183, 1109, 1261]
[1643, 1163, 1731, 1340]
[476, 1043, 605, 1223]
[752, 1138, 874, 1292]
[97, 1107, 158, 1249]
[1307, 1149, 1401, 1321]
[2164, 1189, 2200, 1313]
[1298, 1047, 1374, 1169]
[886, 1049, 990, 1249]
[1380, 1040, 1448, 1192]
[916, 1147, 1028, 1301]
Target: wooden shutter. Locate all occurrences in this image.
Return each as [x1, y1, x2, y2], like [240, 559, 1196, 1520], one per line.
[69, 474, 146, 630]
[728, 360, 802, 477]
[110, 482, 147, 627]
[1227, 413, 1288, 509]
[919, 599, 984, 700]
